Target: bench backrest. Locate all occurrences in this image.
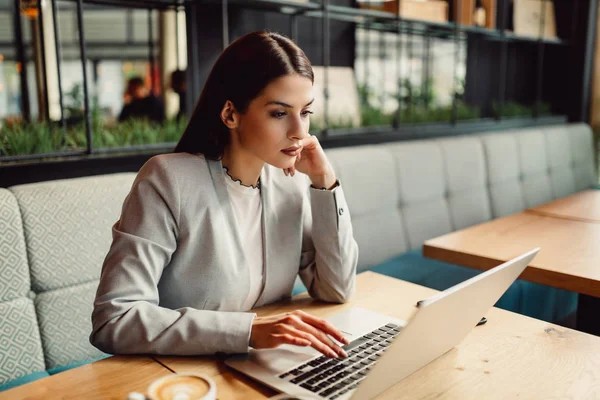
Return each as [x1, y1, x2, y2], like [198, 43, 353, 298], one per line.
[325, 123, 597, 270]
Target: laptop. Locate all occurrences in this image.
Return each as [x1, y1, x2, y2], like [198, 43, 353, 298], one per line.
[226, 248, 540, 400]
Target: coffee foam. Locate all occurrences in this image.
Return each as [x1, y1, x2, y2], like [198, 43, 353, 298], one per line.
[150, 375, 212, 400]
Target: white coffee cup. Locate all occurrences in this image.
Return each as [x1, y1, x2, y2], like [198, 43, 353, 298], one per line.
[145, 373, 217, 400]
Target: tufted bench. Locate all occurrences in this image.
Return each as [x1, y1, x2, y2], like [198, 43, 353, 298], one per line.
[0, 123, 596, 391]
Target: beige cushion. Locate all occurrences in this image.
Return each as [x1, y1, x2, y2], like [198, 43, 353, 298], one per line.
[391, 141, 453, 249]
[9, 173, 135, 371]
[480, 132, 525, 218]
[0, 189, 45, 384]
[515, 129, 554, 207]
[35, 282, 105, 369]
[327, 146, 409, 269]
[0, 189, 29, 302]
[568, 123, 597, 191]
[325, 123, 596, 268]
[11, 173, 136, 292]
[0, 298, 46, 384]
[436, 137, 492, 230]
[543, 125, 576, 199]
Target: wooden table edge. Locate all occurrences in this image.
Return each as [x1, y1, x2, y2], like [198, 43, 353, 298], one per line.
[524, 208, 600, 224]
[0, 356, 174, 400]
[422, 243, 600, 298]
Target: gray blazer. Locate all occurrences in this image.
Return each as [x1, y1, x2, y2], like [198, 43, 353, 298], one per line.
[90, 152, 358, 356]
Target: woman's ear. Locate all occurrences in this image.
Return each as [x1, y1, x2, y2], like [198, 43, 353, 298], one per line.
[220, 100, 239, 129]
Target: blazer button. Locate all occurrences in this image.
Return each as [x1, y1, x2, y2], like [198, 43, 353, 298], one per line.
[338, 208, 344, 216]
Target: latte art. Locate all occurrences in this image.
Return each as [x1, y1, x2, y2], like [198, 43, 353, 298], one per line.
[148, 374, 216, 400]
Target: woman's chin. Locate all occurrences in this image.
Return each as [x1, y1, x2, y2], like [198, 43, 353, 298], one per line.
[267, 156, 296, 170]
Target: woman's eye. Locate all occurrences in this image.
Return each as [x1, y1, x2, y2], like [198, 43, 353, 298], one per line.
[271, 111, 287, 118]
[301, 110, 314, 117]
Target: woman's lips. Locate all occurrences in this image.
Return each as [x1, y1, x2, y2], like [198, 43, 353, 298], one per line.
[281, 147, 301, 156]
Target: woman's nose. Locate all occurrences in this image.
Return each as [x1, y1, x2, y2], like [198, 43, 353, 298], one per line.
[288, 117, 308, 140]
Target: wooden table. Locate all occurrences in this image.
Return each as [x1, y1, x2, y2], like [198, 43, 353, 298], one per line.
[0, 356, 172, 400]
[423, 212, 600, 297]
[423, 212, 600, 334]
[526, 189, 600, 223]
[156, 272, 600, 399]
[4, 273, 600, 399]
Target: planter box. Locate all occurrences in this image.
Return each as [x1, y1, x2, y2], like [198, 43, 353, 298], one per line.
[513, 0, 557, 39]
[401, 0, 448, 22]
[358, 0, 449, 23]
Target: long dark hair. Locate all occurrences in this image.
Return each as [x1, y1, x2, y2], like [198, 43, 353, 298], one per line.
[174, 31, 314, 159]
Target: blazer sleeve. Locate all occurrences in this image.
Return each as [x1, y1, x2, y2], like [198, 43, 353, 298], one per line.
[90, 156, 255, 356]
[298, 180, 359, 303]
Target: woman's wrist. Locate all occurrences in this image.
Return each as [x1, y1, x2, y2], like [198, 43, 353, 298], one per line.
[309, 173, 337, 190]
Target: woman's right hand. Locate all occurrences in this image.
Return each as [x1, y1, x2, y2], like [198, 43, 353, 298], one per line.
[249, 310, 349, 358]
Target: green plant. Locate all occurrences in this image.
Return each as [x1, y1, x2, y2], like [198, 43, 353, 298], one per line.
[361, 104, 395, 126]
[0, 122, 64, 156]
[395, 78, 436, 110]
[64, 83, 85, 120]
[310, 116, 356, 131]
[0, 117, 188, 157]
[492, 101, 551, 118]
[357, 84, 396, 127]
[396, 101, 480, 124]
[356, 80, 480, 127]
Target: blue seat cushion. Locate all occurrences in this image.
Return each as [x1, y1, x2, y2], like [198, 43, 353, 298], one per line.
[46, 354, 111, 376]
[292, 278, 308, 296]
[0, 370, 49, 392]
[369, 250, 577, 323]
[0, 355, 112, 392]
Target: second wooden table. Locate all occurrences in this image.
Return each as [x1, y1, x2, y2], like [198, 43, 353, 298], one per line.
[423, 212, 600, 334]
[526, 189, 600, 223]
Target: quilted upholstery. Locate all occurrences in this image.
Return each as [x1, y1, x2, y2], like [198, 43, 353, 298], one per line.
[544, 125, 577, 198]
[481, 133, 526, 217]
[515, 129, 554, 207]
[565, 124, 597, 192]
[10, 173, 136, 293]
[0, 172, 136, 389]
[436, 136, 492, 229]
[0, 298, 45, 385]
[35, 281, 105, 369]
[391, 141, 453, 249]
[481, 123, 598, 218]
[328, 146, 409, 270]
[327, 123, 597, 268]
[0, 189, 29, 302]
[0, 189, 45, 386]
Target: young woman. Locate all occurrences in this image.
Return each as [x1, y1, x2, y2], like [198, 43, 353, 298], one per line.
[90, 31, 358, 360]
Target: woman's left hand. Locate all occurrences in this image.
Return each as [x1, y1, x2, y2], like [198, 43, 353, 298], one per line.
[284, 135, 337, 189]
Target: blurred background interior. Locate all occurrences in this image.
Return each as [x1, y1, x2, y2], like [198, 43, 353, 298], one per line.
[2, 1, 600, 395]
[0, 0, 598, 185]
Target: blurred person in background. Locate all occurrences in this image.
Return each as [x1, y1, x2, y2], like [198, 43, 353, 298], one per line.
[119, 77, 165, 124]
[171, 69, 188, 121]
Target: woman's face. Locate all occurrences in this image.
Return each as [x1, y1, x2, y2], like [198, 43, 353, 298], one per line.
[234, 73, 314, 169]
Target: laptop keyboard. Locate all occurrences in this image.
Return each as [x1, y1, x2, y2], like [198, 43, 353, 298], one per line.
[278, 323, 401, 399]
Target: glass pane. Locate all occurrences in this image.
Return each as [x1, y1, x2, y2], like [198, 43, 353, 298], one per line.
[0, 1, 46, 157]
[355, 27, 395, 128]
[0, 61, 20, 120]
[51, 3, 186, 151]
